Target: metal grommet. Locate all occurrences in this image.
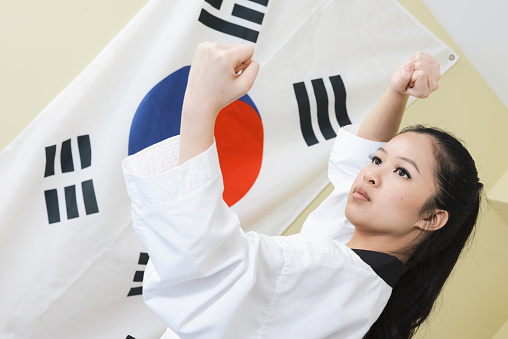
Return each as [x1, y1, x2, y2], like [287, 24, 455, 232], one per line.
[449, 54, 455, 61]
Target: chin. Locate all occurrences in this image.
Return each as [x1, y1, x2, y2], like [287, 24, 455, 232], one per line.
[344, 209, 363, 230]
[345, 209, 379, 234]
[345, 201, 364, 226]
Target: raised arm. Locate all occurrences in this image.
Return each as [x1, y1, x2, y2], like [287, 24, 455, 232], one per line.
[179, 42, 259, 164]
[357, 52, 440, 142]
[301, 52, 441, 239]
[122, 44, 265, 337]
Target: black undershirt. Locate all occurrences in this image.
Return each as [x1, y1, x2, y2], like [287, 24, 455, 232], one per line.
[352, 249, 408, 288]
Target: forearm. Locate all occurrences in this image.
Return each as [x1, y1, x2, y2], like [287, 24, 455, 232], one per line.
[177, 43, 259, 165]
[357, 53, 440, 142]
[179, 98, 218, 165]
[357, 87, 409, 142]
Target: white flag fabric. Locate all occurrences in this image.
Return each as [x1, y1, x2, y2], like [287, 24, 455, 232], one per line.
[0, 0, 457, 338]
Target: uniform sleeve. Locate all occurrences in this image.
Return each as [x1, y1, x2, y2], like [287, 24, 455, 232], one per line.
[122, 137, 284, 338]
[300, 125, 386, 242]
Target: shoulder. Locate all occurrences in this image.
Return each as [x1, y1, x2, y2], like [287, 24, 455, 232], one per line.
[270, 233, 384, 280]
[253, 233, 393, 338]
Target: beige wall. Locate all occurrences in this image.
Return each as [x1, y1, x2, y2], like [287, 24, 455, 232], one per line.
[1, 1, 507, 338]
[0, 0, 148, 151]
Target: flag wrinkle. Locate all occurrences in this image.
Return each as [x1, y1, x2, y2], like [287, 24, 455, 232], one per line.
[10, 220, 134, 335]
[278, 180, 332, 235]
[258, 1, 332, 70]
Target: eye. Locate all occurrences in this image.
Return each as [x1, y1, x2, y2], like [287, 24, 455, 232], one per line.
[395, 167, 411, 179]
[371, 156, 382, 165]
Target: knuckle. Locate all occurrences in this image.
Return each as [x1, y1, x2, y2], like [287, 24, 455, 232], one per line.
[412, 51, 423, 60]
[418, 91, 429, 99]
[196, 42, 206, 52]
[199, 42, 217, 57]
[216, 51, 227, 63]
[201, 41, 213, 50]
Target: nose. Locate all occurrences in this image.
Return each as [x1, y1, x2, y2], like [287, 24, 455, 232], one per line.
[364, 171, 380, 187]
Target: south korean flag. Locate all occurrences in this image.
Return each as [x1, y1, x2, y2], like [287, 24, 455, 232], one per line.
[0, 0, 457, 338]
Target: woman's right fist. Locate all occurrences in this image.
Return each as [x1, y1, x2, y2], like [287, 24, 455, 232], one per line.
[184, 42, 260, 115]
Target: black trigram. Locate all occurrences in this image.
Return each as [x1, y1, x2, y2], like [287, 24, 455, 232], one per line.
[43, 135, 99, 224]
[127, 252, 149, 297]
[199, 0, 269, 43]
[293, 75, 351, 147]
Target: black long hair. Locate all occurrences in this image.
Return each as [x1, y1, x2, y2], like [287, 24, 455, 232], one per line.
[363, 125, 483, 338]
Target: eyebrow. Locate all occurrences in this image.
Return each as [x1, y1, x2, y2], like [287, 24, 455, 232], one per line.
[378, 147, 420, 174]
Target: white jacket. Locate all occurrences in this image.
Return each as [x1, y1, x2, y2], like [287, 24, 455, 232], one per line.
[122, 125, 406, 338]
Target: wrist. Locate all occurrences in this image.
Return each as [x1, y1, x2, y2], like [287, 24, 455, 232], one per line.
[388, 86, 410, 99]
[182, 94, 221, 121]
[183, 81, 224, 113]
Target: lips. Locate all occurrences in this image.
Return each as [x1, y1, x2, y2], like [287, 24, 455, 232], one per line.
[353, 186, 370, 201]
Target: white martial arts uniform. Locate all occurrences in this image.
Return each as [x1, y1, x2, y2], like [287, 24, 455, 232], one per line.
[122, 125, 407, 339]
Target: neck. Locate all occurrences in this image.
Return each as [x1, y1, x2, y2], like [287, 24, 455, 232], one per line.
[346, 229, 422, 263]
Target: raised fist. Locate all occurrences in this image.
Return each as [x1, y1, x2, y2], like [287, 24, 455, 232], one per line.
[391, 51, 440, 99]
[184, 42, 260, 115]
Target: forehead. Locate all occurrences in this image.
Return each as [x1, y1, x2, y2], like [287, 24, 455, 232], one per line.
[383, 132, 436, 172]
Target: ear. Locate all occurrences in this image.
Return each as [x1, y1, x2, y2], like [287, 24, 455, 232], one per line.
[415, 209, 449, 231]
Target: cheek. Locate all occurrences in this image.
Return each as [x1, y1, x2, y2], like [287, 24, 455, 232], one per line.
[387, 185, 430, 216]
[377, 183, 418, 214]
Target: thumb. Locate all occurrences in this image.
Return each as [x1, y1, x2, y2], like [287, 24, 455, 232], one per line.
[401, 61, 414, 82]
[391, 61, 414, 94]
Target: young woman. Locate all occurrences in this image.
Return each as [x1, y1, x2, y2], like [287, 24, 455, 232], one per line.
[123, 43, 483, 338]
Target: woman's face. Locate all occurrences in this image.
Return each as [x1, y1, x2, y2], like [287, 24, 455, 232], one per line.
[345, 132, 438, 237]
